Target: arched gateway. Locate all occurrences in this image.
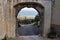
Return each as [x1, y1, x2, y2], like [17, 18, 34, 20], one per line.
[0, 0, 51, 39]
[10, 0, 51, 37]
[14, 2, 44, 36]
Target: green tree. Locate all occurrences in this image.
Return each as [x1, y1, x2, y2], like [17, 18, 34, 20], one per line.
[34, 15, 39, 27]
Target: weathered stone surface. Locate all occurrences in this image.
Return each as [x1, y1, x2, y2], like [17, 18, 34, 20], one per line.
[0, 0, 52, 39]
[0, 0, 60, 40]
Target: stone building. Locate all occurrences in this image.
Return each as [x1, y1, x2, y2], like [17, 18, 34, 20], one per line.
[0, 0, 60, 40]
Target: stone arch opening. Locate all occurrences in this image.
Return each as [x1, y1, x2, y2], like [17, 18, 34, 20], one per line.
[14, 2, 44, 36]
[17, 7, 42, 36]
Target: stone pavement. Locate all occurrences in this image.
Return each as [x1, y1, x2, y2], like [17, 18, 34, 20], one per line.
[8, 36, 60, 40]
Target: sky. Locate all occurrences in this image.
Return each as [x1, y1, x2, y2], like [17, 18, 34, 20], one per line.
[17, 7, 38, 19]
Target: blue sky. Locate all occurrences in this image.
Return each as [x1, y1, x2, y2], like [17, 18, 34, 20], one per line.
[17, 7, 38, 18]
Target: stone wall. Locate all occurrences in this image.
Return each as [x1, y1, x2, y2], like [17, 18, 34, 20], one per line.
[52, 0, 60, 25]
[0, 0, 7, 39]
[0, 0, 51, 39]
[7, 0, 51, 38]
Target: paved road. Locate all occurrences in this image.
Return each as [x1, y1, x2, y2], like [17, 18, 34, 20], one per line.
[17, 24, 41, 36]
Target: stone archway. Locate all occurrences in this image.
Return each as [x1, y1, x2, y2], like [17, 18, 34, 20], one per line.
[0, 0, 52, 39]
[6, 1, 51, 38]
[14, 2, 44, 36]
